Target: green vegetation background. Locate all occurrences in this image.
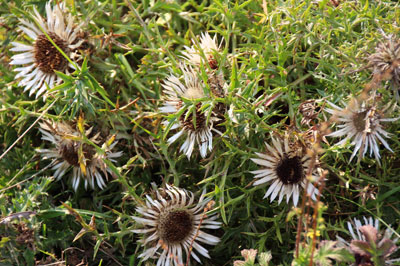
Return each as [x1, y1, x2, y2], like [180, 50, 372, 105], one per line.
[1, 0, 400, 265]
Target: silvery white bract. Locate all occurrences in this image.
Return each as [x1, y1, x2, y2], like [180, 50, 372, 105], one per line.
[182, 32, 221, 69]
[160, 65, 221, 159]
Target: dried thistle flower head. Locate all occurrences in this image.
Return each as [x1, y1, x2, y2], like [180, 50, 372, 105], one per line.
[132, 185, 221, 266]
[299, 99, 323, 126]
[368, 33, 400, 93]
[9, 1, 86, 98]
[37, 120, 122, 191]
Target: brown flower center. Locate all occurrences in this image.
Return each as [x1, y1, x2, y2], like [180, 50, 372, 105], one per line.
[34, 32, 69, 74]
[276, 155, 304, 185]
[159, 210, 193, 243]
[60, 141, 96, 167]
[178, 102, 206, 132]
[352, 111, 368, 132]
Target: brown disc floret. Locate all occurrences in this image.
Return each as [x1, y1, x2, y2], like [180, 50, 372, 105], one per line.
[34, 32, 69, 73]
[159, 210, 194, 243]
[60, 141, 96, 167]
[275, 155, 305, 185]
[179, 102, 207, 132]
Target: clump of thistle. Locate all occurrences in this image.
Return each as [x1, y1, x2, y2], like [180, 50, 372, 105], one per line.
[9, 1, 86, 98]
[250, 133, 321, 206]
[37, 119, 122, 191]
[160, 65, 227, 159]
[131, 184, 221, 265]
[326, 96, 398, 163]
[183, 32, 228, 135]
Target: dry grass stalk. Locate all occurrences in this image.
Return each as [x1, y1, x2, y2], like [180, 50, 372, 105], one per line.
[295, 120, 331, 259]
[186, 200, 216, 266]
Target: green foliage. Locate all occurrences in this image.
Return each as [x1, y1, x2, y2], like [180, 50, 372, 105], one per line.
[1, 0, 400, 265]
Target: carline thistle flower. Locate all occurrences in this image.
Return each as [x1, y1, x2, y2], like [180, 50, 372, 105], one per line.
[37, 120, 122, 191]
[326, 97, 398, 163]
[182, 32, 222, 69]
[337, 217, 400, 266]
[250, 135, 320, 206]
[10, 1, 85, 98]
[182, 31, 227, 112]
[160, 65, 223, 159]
[132, 185, 221, 266]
